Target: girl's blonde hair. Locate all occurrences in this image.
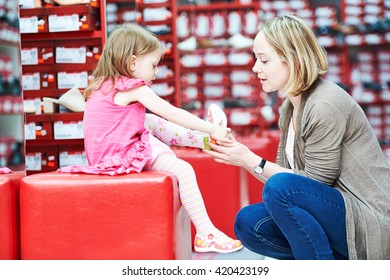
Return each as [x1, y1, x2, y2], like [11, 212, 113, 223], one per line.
[84, 23, 162, 99]
[259, 15, 328, 97]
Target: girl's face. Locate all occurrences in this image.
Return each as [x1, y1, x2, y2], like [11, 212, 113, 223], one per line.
[131, 48, 162, 83]
[252, 31, 290, 94]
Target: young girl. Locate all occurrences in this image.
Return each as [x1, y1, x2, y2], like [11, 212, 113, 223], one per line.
[60, 23, 243, 254]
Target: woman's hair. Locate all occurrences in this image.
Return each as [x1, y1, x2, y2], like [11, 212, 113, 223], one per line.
[258, 15, 328, 97]
[84, 23, 162, 99]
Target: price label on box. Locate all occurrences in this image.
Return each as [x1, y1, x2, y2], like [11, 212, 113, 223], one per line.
[21, 48, 38, 65]
[26, 152, 42, 171]
[24, 123, 37, 140]
[57, 71, 88, 89]
[19, 16, 39, 33]
[56, 47, 86, 64]
[54, 121, 84, 139]
[22, 73, 41, 90]
[48, 14, 80, 32]
[19, 0, 35, 8]
[59, 151, 88, 168]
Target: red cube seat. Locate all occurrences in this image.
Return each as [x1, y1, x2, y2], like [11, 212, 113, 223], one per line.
[0, 171, 25, 260]
[20, 171, 191, 260]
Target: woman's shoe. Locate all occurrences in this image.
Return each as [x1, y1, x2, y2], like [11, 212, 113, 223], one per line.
[194, 233, 243, 254]
[43, 87, 85, 112]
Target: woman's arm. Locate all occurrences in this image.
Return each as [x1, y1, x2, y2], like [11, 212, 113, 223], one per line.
[203, 137, 293, 183]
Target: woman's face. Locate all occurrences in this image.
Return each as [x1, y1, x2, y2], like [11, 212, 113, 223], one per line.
[252, 31, 290, 94]
[131, 48, 162, 84]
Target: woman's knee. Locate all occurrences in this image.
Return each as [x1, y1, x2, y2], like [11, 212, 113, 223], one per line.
[234, 205, 252, 238]
[234, 203, 267, 239]
[263, 173, 297, 203]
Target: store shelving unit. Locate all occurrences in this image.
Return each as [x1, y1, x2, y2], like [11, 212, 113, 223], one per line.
[19, 0, 107, 174]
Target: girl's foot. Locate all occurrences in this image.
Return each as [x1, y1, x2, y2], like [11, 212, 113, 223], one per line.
[194, 231, 243, 254]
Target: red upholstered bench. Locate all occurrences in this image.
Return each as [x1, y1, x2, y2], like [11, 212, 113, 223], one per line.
[20, 171, 191, 260]
[0, 171, 25, 260]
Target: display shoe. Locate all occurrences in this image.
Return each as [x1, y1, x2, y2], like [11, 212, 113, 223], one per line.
[207, 103, 227, 128]
[194, 233, 243, 254]
[177, 36, 197, 51]
[228, 33, 254, 49]
[43, 87, 85, 112]
[0, 167, 12, 174]
[207, 103, 228, 145]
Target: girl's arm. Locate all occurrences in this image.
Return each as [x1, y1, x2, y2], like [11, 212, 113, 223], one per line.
[115, 85, 227, 138]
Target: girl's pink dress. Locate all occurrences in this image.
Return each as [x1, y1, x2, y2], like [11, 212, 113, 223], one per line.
[60, 76, 174, 175]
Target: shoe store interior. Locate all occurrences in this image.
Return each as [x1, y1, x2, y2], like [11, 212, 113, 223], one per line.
[0, 0, 389, 260]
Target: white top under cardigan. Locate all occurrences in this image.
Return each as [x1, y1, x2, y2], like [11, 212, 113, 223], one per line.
[286, 119, 295, 169]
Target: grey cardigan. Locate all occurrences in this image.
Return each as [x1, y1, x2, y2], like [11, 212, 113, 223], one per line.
[276, 79, 390, 259]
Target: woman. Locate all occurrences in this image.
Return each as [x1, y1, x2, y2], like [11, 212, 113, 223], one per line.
[203, 15, 390, 260]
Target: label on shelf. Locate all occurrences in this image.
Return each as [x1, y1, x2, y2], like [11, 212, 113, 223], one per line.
[21, 47, 38, 65]
[19, 0, 35, 9]
[19, 16, 39, 33]
[56, 47, 87, 64]
[25, 152, 42, 171]
[22, 72, 41, 90]
[59, 151, 88, 168]
[24, 122, 37, 140]
[48, 14, 80, 33]
[54, 121, 84, 139]
[57, 71, 88, 89]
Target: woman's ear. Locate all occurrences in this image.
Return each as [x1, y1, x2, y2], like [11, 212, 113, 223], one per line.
[129, 55, 137, 72]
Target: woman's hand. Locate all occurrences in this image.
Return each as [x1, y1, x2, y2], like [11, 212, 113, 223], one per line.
[210, 124, 230, 140]
[202, 137, 252, 167]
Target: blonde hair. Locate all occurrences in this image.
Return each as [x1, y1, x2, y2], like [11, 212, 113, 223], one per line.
[259, 15, 328, 97]
[84, 23, 162, 99]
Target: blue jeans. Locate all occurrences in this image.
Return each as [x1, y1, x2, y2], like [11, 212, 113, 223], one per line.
[234, 173, 348, 260]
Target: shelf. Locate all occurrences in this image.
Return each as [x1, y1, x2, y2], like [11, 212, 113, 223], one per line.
[19, 5, 99, 17]
[21, 30, 104, 42]
[180, 64, 257, 73]
[22, 62, 98, 73]
[25, 112, 84, 122]
[26, 138, 84, 146]
[178, 3, 256, 12]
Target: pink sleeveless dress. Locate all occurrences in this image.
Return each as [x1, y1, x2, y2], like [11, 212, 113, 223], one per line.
[60, 76, 174, 175]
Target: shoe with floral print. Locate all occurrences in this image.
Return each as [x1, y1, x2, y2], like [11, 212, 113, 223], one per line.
[194, 233, 243, 253]
[207, 103, 228, 146]
[207, 103, 227, 129]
